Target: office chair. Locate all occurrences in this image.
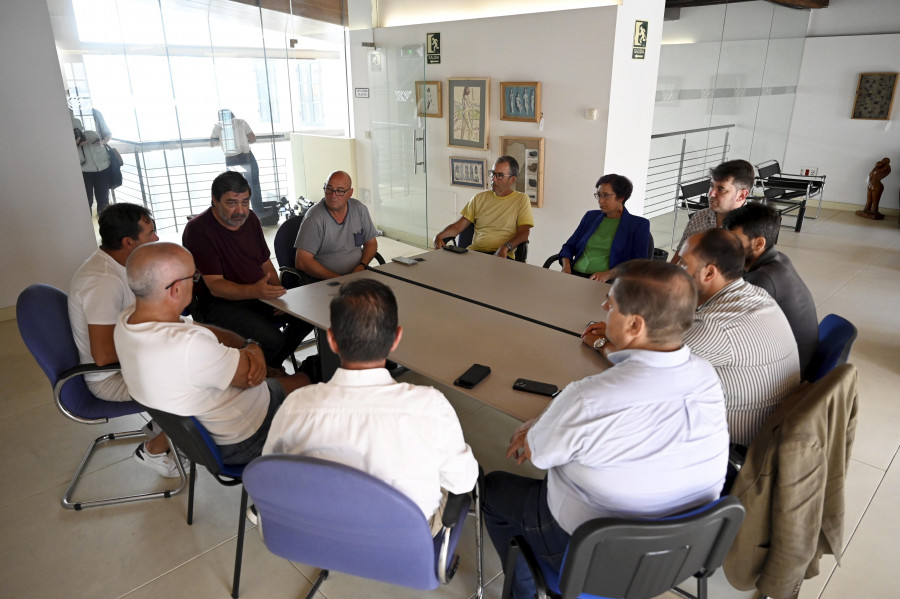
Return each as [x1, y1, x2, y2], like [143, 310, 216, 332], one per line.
[243, 454, 482, 599]
[16, 284, 185, 510]
[809, 314, 858, 382]
[139, 407, 248, 599]
[458, 222, 528, 263]
[502, 495, 745, 599]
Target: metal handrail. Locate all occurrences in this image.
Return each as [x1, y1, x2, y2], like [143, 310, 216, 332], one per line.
[643, 124, 735, 249]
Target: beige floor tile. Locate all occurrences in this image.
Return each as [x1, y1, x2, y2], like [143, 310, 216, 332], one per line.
[121, 531, 318, 599]
[0, 401, 150, 507]
[0, 459, 248, 599]
[818, 448, 900, 599]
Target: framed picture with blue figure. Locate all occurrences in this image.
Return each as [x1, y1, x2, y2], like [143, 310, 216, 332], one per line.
[449, 157, 487, 189]
[500, 82, 541, 123]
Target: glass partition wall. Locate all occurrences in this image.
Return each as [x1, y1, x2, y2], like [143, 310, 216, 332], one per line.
[50, 0, 351, 232]
[646, 1, 810, 229]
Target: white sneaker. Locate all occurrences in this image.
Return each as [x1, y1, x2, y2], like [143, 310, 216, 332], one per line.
[133, 442, 186, 479]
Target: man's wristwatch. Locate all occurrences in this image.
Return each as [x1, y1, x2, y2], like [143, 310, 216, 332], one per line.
[504, 242, 514, 252]
[241, 339, 260, 349]
[593, 336, 608, 352]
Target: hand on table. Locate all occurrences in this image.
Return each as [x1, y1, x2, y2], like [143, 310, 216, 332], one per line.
[253, 277, 286, 300]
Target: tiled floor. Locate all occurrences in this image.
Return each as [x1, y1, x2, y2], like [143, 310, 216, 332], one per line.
[1, 207, 897, 598]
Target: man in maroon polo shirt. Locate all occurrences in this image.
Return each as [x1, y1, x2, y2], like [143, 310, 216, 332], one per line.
[183, 171, 311, 370]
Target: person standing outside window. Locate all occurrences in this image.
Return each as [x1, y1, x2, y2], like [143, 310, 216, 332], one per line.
[211, 109, 264, 216]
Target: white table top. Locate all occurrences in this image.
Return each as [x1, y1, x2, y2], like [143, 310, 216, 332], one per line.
[268, 270, 609, 422]
[374, 248, 609, 335]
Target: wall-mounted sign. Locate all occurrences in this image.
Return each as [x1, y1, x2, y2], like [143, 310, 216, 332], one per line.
[369, 52, 382, 71]
[632, 20, 648, 60]
[427, 32, 441, 64]
[355, 88, 369, 99]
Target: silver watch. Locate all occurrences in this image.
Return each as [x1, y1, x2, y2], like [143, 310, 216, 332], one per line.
[593, 336, 608, 352]
[505, 242, 513, 251]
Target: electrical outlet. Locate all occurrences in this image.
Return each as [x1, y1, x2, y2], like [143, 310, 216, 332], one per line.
[799, 166, 818, 176]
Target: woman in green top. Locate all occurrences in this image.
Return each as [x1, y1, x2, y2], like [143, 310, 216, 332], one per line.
[557, 174, 651, 282]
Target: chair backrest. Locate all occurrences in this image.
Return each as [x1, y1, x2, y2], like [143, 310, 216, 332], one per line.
[16, 284, 137, 421]
[811, 314, 858, 382]
[756, 160, 782, 180]
[243, 454, 441, 590]
[141, 406, 243, 480]
[274, 214, 304, 270]
[678, 177, 711, 201]
[559, 496, 745, 599]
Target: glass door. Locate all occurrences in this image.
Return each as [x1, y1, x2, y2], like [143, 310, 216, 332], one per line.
[367, 43, 429, 247]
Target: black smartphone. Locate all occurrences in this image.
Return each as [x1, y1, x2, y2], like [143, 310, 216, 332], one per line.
[454, 364, 491, 389]
[512, 378, 560, 398]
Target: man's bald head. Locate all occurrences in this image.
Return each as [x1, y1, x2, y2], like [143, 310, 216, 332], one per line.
[127, 242, 194, 300]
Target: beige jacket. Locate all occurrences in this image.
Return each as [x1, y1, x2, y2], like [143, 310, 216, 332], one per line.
[723, 364, 858, 599]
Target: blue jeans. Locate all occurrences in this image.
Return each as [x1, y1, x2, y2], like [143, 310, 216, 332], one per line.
[218, 378, 286, 465]
[483, 472, 571, 599]
[226, 150, 263, 215]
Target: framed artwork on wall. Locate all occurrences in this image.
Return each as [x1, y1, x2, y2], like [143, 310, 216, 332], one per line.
[851, 72, 898, 120]
[500, 82, 541, 122]
[415, 81, 442, 118]
[500, 136, 545, 208]
[450, 157, 487, 189]
[448, 78, 489, 149]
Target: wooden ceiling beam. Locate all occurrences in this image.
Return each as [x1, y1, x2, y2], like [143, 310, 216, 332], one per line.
[228, 0, 347, 26]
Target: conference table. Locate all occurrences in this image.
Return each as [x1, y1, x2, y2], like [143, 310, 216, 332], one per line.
[267, 249, 611, 422]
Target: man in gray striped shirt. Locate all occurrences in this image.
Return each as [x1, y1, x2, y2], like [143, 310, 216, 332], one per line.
[678, 229, 801, 446]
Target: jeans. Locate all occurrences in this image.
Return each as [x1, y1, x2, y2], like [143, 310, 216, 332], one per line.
[226, 150, 263, 215]
[195, 299, 313, 369]
[218, 378, 286, 465]
[483, 472, 571, 599]
[83, 167, 111, 213]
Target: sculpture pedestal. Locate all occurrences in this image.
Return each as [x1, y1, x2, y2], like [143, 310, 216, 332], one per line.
[855, 209, 885, 220]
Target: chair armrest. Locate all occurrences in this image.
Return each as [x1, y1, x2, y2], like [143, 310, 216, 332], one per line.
[373, 252, 386, 265]
[542, 254, 561, 269]
[442, 490, 470, 528]
[58, 362, 121, 382]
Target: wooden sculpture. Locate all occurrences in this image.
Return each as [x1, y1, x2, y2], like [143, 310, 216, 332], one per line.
[856, 157, 891, 220]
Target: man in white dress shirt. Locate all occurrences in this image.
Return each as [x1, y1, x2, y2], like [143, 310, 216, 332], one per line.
[484, 260, 730, 599]
[264, 278, 478, 534]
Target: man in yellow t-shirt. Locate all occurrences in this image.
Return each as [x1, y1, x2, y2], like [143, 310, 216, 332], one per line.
[433, 156, 534, 259]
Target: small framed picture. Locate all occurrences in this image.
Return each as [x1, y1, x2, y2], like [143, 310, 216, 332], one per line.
[450, 157, 487, 189]
[500, 136, 545, 207]
[500, 82, 541, 123]
[416, 81, 442, 118]
[448, 78, 490, 150]
[851, 72, 898, 120]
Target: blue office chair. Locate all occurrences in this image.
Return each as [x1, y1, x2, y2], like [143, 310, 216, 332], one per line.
[138, 406, 248, 599]
[16, 284, 185, 510]
[243, 455, 481, 598]
[809, 314, 858, 382]
[502, 495, 745, 599]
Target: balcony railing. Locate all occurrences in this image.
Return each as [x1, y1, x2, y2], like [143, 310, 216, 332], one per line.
[110, 134, 289, 232]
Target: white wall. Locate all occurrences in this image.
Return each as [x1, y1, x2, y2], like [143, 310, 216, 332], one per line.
[0, 0, 97, 312]
[351, 4, 665, 264]
[807, 0, 900, 37]
[785, 33, 900, 211]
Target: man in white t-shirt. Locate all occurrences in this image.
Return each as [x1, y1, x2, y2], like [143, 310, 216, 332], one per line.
[68, 203, 182, 478]
[484, 260, 729, 599]
[114, 242, 311, 465]
[264, 278, 478, 535]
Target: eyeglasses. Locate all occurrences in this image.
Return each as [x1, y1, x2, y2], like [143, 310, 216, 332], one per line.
[489, 170, 512, 180]
[594, 191, 617, 200]
[323, 185, 350, 196]
[165, 271, 201, 290]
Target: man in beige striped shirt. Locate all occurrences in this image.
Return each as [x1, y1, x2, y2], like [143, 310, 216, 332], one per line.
[678, 228, 800, 446]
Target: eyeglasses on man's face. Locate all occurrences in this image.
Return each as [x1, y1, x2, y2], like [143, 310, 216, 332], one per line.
[594, 191, 617, 200]
[165, 271, 201, 290]
[489, 170, 512, 180]
[323, 185, 350, 196]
